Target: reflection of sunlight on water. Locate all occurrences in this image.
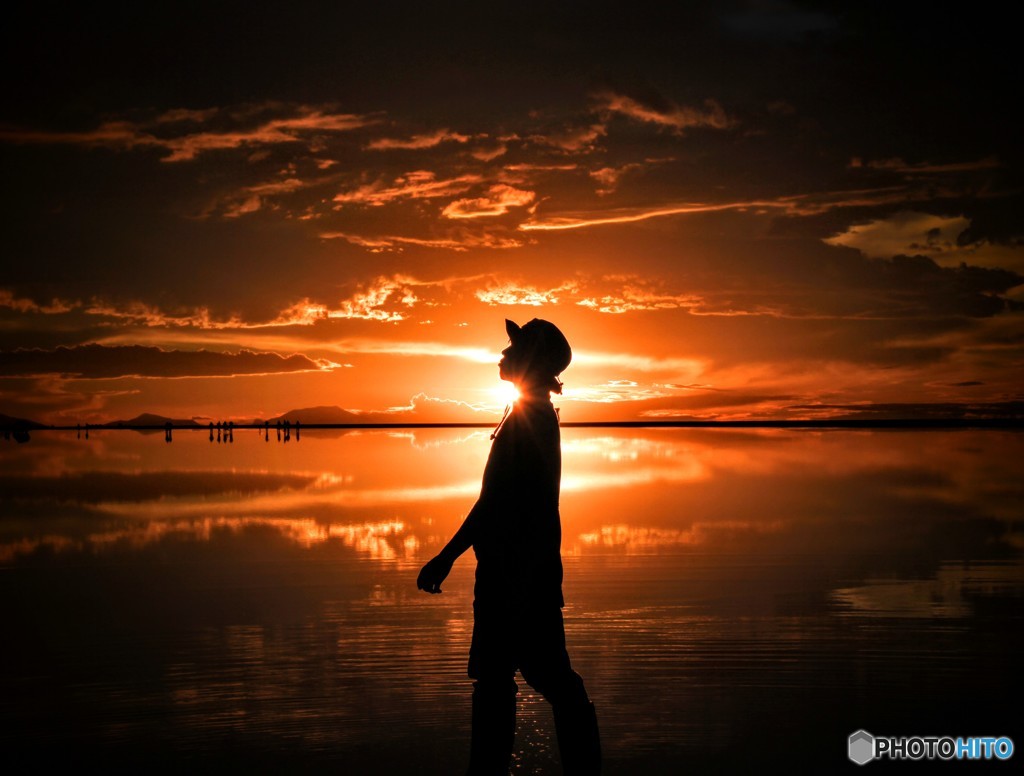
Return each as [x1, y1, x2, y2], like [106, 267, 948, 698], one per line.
[90, 480, 481, 518]
[0, 517, 418, 563]
[570, 520, 785, 554]
[387, 429, 492, 450]
[562, 435, 681, 460]
[0, 535, 77, 562]
[562, 456, 707, 491]
[312, 472, 354, 487]
[2, 429, 1022, 769]
[831, 560, 1024, 619]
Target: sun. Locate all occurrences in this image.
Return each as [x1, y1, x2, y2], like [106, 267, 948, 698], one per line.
[491, 381, 520, 406]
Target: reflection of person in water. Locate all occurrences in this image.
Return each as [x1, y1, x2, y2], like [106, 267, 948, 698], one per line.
[418, 318, 601, 774]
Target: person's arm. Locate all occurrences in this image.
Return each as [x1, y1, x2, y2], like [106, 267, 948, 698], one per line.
[418, 417, 512, 594]
[416, 499, 484, 594]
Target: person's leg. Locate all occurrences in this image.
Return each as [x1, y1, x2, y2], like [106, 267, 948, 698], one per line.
[467, 676, 517, 775]
[467, 601, 518, 775]
[519, 608, 601, 775]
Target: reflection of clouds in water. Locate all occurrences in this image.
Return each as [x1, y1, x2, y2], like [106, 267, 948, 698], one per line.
[562, 434, 710, 490]
[563, 435, 685, 461]
[831, 561, 1024, 619]
[569, 520, 784, 554]
[0, 534, 77, 562]
[0, 517, 417, 563]
[386, 429, 491, 450]
[90, 479, 480, 519]
[563, 458, 708, 491]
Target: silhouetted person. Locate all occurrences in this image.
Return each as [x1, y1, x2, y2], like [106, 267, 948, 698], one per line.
[418, 319, 601, 775]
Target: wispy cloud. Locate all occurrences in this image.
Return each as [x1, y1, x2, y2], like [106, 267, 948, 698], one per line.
[0, 121, 143, 151]
[1, 288, 266, 329]
[370, 391, 502, 421]
[2, 278, 428, 329]
[529, 123, 607, 152]
[208, 175, 336, 219]
[319, 230, 523, 252]
[520, 199, 782, 231]
[595, 91, 734, 131]
[0, 289, 77, 314]
[571, 349, 706, 376]
[442, 184, 535, 219]
[469, 141, 508, 161]
[366, 129, 471, 150]
[577, 286, 703, 313]
[589, 163, 645, 195]
[270, 276, 422, 324]
[520, 186, 929, 232]
[561, 380, 669, 404]
[161, 110, 375, 161]
[475, 281, 578, 306]
[332, 170, 481, 206]
[851, 156, 1001, 176]
[80, 300, 246, 328]
[0, 105, 379, 162]
[0, 344, 337, 379]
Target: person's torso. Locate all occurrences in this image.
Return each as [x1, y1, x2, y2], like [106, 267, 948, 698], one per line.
[473, 398, 563, 605]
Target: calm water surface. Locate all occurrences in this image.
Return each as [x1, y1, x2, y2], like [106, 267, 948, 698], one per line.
[2, 428, 1021, 772]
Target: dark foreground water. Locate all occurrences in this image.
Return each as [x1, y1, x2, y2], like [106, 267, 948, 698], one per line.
[2, 428, 1021, 773]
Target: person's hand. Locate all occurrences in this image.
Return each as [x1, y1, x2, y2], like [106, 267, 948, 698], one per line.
[417, 554, 453, 594]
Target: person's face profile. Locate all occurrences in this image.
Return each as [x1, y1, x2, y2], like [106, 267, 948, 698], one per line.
[499, 339, 534, 384]
[498, 341, 518, 383]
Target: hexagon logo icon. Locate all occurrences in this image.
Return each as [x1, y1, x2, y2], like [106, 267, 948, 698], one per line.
[848, 730, 875, 765]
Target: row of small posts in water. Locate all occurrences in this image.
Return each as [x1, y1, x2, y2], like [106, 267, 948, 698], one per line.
[65, 421, 302, 443]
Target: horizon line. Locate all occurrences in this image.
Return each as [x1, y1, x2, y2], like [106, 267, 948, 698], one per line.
[12, 418, 1024, 431]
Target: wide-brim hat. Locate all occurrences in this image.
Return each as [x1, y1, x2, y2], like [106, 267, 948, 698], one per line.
[505, 318, 572, 375]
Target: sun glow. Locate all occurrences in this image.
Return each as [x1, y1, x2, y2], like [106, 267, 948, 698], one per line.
[492, 381, 520, 406]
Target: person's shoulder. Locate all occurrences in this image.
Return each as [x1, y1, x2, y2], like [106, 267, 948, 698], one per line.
[514, 398, 558, 421]
[513, 400, 560, 442]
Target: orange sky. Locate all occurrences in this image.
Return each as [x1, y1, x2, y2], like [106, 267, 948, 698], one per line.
[1, 4, 1021, 424]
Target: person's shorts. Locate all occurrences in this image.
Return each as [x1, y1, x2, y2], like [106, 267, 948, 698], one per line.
[468, 600, 572, 683]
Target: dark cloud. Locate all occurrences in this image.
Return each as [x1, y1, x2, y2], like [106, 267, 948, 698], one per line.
[830, 254, 1023, 318]
[0, 344, 334, 379]
[786, 402, 1024, 421]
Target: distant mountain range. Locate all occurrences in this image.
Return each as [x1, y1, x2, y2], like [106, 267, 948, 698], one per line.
[0, 413, 47, 429]
[267, 406, 361, 424]
[104, 413, 202, 428]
